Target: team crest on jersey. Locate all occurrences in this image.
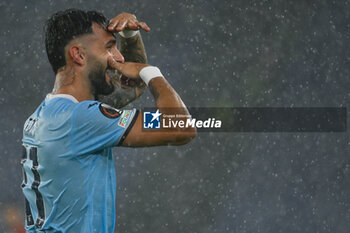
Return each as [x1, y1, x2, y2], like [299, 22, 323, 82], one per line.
[99, 103, 123, 119]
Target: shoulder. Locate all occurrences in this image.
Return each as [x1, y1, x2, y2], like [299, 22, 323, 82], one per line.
[40, 97, 76, 120]
[72, 101, 124, 123]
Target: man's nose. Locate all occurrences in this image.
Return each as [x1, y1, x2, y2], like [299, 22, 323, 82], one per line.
[113, 49, 125, 63]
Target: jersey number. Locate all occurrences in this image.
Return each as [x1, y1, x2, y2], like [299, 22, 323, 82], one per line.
[21, 145, 45, 228]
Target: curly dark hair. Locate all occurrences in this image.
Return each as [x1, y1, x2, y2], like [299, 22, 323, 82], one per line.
[45, 9, 109, 73]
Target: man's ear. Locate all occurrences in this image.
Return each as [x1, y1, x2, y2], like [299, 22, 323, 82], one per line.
[69, 45, 86, 66]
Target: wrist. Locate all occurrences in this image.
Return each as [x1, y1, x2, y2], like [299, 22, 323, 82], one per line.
[139, 66, 164, 86]
[118, 30, 139, 38]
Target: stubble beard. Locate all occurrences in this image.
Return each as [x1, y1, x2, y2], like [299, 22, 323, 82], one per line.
[87, 57, 115, 98]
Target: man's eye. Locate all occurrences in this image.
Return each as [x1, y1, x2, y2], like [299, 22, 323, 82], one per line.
[106, 45, 115, 50]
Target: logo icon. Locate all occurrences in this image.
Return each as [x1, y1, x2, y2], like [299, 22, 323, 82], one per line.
[99, 103, 122, 119]
[143, 110, 161, 129]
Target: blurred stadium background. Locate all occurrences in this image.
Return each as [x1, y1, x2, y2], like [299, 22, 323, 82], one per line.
[0, 0, 349, 232]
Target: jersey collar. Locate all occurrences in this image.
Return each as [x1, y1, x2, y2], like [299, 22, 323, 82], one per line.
[46, 93, 79, 103]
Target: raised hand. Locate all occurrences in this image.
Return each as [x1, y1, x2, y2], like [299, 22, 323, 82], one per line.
[108, 56, 149, 79]
[107, 12, 150, 32]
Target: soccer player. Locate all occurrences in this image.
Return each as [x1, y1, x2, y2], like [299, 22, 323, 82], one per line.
[21, 9, 196, 233]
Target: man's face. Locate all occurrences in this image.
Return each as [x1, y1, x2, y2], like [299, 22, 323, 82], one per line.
[83, 23, 124, 96]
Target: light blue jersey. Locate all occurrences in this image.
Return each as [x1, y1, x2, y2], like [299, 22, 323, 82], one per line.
[21, 94, 138, 233]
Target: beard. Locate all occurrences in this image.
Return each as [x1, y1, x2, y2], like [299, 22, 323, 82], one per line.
[87, 57, 115, 97]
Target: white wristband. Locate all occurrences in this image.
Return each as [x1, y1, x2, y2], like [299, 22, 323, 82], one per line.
[139, 66, 164, 85]
[118, 30, 138, 38]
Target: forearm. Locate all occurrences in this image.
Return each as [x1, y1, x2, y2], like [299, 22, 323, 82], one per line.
[148, 77, 196, 139]
[149, 77, 191, 121]
[149, 78, 186, 108]
[119, 32, 147, 63]
[112, 63, 197, 147]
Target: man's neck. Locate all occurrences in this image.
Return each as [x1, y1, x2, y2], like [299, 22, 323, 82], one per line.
[53, 66, 95, 102]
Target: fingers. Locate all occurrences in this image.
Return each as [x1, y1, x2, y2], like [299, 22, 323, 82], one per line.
[127, 21, 139, 30]
[137, 22, 151, 32]
[108, 13, 150, 33]
[116, 20, 128, 32]
[107, 58, 149, 79]
[108, 19, 119, 31]
[109, 20, 139, 32]
[107, 56, 122, 71]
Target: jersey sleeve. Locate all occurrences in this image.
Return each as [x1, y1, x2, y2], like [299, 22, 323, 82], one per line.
[70, 101, 138, 155]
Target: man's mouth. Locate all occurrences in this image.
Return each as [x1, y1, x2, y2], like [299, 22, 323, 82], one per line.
[105, 69, 122, 84]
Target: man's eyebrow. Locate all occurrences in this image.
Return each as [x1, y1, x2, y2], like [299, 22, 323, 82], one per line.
[105, 39, 117, 47]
